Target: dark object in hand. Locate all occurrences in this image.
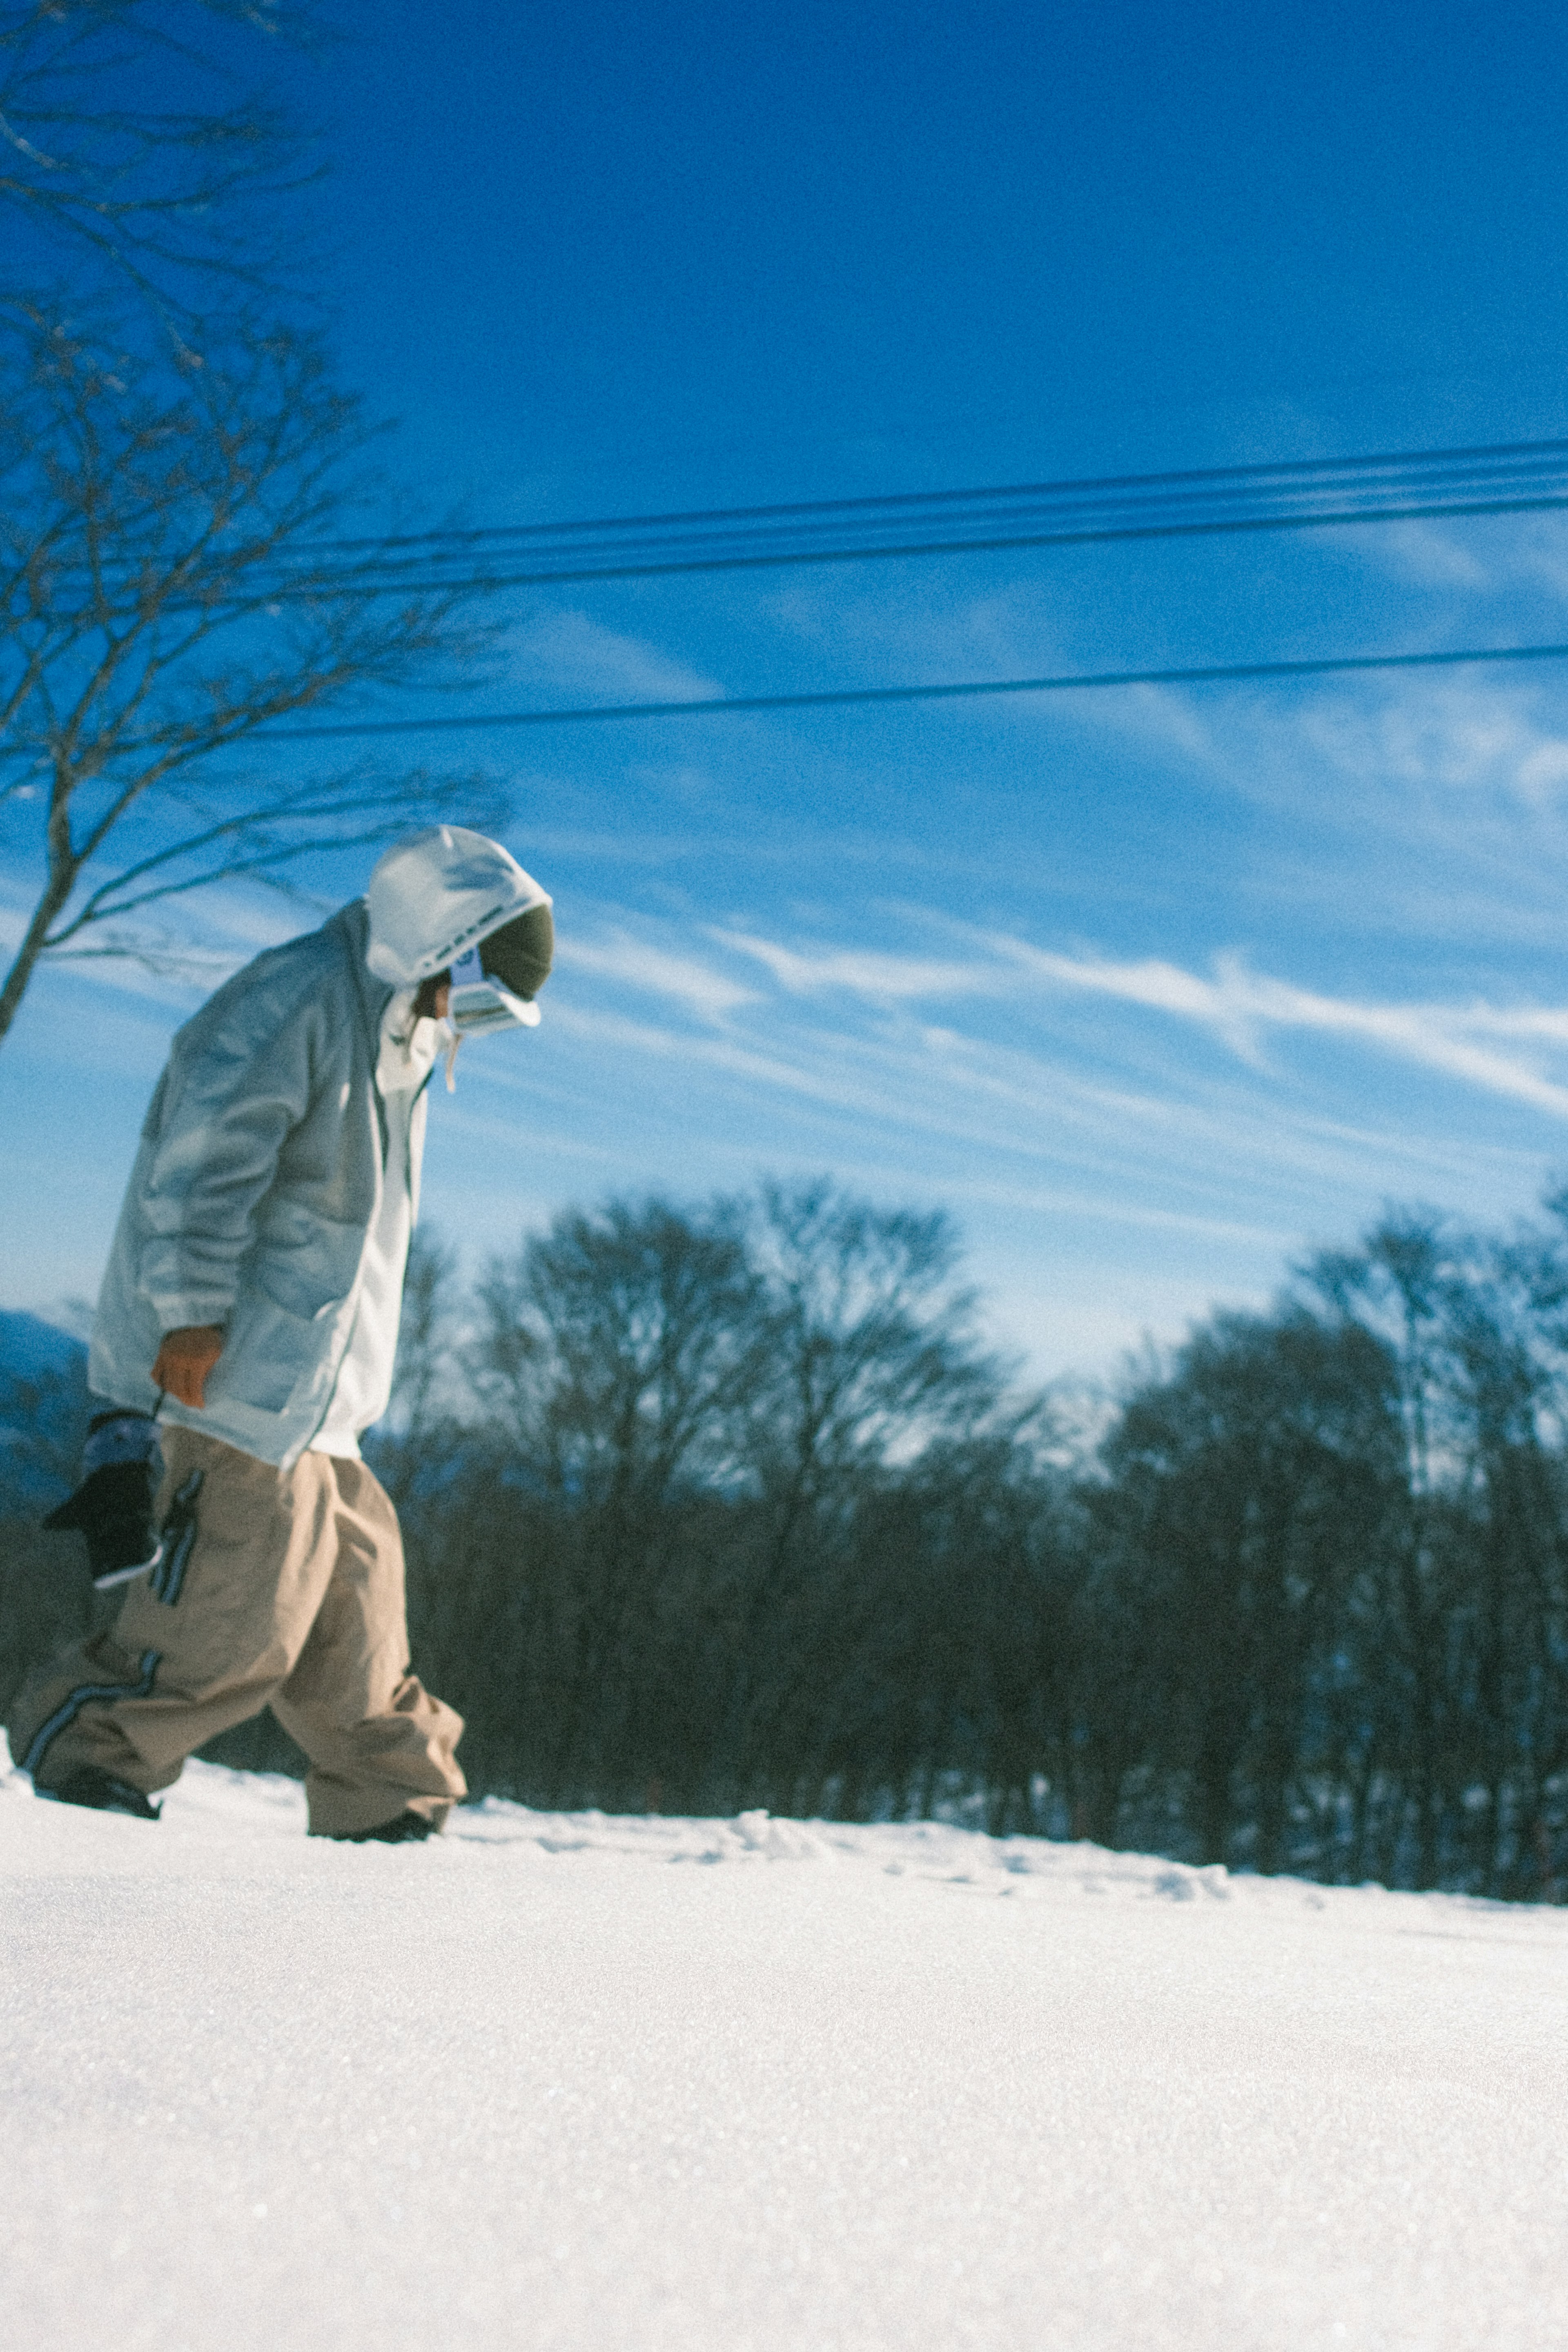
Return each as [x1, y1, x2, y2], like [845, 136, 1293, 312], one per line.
[44, 1410, 165, 1589]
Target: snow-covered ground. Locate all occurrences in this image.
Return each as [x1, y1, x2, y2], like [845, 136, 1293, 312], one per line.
[4, 1751, 1568, 2352]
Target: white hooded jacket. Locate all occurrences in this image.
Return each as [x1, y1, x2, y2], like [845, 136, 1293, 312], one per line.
[89, 830, 549, 1470]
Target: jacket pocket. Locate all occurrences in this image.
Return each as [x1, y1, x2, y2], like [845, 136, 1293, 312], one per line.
[207, 1287, 342, 1415]
[251, 1202, 364, 1323]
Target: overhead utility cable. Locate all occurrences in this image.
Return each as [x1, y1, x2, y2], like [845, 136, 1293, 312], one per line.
[250, 639, 1568, 742]
[299, 434, 1568, 555]
[54, 435, 1568, 607]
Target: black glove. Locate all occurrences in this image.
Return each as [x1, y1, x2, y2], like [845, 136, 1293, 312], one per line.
[44, 1410, 164, 1590]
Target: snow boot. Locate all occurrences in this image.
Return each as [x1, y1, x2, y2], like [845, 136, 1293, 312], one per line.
[318, 1810, 439, 1844]
[40, 1765, 161, 1821]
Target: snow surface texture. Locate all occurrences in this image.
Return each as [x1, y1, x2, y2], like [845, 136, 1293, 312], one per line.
[4, 1746, 1568, 2352]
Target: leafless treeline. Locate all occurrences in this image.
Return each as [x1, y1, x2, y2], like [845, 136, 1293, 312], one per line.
[361, 1179, 1568, 1899]
[10, 1177, 1568, 1898]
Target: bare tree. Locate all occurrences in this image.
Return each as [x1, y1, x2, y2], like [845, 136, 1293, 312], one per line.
[174, 1172, 1568, 1886]
[472, 1197, 771, 1805]
[721, 1180, 1005, 1804]
[372, 1227, 461, 1511]
[1, 0, 318, 327]
[0, 3, 505, 1042]
[1103, 1307, 1400, 1870]
[0, 309, 494, 1041]
[1307, 1218, 1471, 1888]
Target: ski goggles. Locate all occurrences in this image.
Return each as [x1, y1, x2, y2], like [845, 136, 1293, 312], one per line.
[446, 943, 542, 1034]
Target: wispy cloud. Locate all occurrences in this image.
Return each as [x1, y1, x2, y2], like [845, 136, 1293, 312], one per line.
[1360, 520, 1495, 591]
[534, 922, 1552, 1212]
[986, 936, 1568, 1118]
[702, 901, 1568, 1128]
[557, 929, 758, 1018]
[712, 929, 998, 1002]
[1355, 511, 1568, 605]
[508, 610, 719, 702]
[1297, 679, 1568, 806]
[755, 560, 1568, 830]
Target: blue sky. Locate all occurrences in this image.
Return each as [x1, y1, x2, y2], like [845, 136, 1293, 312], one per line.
[8, 0, 1568, 1375]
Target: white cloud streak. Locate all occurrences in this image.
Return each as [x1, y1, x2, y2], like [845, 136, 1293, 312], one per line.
[508, 610, 719, 702]
[711, 929, 999, 1003]
[557, 931, 759, 1018]
[551, 866, 1568, 1141]
[984, 938, 1568, 1118]
[536, 922, 1550, 1224]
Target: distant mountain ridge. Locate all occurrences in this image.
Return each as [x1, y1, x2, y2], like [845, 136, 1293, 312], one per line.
[0, 1311, 89, 1508]
[0, 1311, 89, 1384]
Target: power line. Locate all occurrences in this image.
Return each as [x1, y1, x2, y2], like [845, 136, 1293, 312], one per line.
[253, 639, 1568, 742]
[294, 432, 1568, 552]
[200, 490, 1568, 601]
[51, 433, 1568, 607]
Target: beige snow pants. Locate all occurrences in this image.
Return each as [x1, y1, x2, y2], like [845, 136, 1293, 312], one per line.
[7, 1428, 466, 1837]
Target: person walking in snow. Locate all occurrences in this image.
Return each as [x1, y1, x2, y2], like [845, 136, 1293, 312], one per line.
[7, 826, 553, 1841]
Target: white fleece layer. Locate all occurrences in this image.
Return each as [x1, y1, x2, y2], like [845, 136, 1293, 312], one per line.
[310, 992, 441, 1459]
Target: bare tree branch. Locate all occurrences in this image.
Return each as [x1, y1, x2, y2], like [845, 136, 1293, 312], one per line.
[0, 310, 500, 1044]
[0, 0, 322, 329]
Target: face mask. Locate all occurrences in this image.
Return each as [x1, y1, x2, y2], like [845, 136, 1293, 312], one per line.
[447, 944, 542, 1035]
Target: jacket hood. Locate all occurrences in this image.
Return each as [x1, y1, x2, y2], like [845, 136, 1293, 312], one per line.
[363, 826, 552, 986]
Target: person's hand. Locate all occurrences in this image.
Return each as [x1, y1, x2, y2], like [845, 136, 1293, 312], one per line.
[151, 1325, 225, 1410]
